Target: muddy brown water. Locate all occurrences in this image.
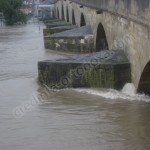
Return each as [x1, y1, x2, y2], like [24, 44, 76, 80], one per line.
[0, 20, 150, 150]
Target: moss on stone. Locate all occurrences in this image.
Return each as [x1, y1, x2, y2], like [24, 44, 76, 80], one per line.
[38, 61, 130, 90]
[43, 29, 51, 36]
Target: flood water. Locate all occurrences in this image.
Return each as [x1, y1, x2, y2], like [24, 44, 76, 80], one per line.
[0, 20, 150, 150]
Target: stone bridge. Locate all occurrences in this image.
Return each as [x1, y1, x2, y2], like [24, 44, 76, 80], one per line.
[53, 0, 150, 94]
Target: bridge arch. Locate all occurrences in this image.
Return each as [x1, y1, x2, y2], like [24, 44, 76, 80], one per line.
[66, 6, 69, 22]
[61, 5, 65, 20]
[138, 61, 150, 95]
[57, 7, 59, 19]
[80, 13, 86, 27]
[96, 23, 108, 51]
[72, 10, 76, 25]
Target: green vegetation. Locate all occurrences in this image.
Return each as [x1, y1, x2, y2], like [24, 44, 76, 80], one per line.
[0, 0, 26, 25]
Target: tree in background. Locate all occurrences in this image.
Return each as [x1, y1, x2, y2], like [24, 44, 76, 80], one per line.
[0, 0, 26, 25]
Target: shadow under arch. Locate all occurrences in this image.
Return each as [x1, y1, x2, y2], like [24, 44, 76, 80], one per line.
[61, 5, 65, 20]
[138, 61, 150, 95]
[57, 8, 59, 19]
[72, 10, 76, 25]
[96, 23, 108, 51]
[80, 13, 86, 27]
[66, 6, 69, 22]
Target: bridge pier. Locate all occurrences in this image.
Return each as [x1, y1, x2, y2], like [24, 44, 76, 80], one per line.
[44, 25, 94, 52]
[38, 50, 131, 90]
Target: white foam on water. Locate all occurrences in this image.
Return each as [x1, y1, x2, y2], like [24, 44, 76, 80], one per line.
[121, 83, 136, 96]
[74, 83, 150, 102]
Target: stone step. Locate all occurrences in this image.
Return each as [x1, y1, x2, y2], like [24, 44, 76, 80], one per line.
[43, 25, 77, 37]
[44, 25, 94, 53]
[38, 50, 131, 90]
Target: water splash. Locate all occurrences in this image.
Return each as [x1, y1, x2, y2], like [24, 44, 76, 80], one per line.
[121, 83, 136, 96]
[74, 83, 150, 102]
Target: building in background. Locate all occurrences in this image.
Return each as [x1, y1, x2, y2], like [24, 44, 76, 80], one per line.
[33, 0, 56, 19]
[21, 0, 33, 15]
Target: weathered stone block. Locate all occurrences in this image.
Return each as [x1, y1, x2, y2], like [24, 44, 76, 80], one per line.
[44, 38, 94, 52]
[38, 50, 131, 90]
[44, 26, 94, 53]
[43, 29, 51, 37]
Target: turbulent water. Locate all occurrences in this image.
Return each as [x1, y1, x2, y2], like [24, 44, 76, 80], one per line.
[0, 20, 150, 150]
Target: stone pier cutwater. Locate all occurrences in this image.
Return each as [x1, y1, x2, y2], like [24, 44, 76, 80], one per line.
[43, 20, 72, 37]
[44, 25, 94, 52]
[38, 50, 131, 90]
[40, 18, 131, 90]
[43, 25, 77, 37]
[46, 21, 71, 28]
[44, 19, 60, 24]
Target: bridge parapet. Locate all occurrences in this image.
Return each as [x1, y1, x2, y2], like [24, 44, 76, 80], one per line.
[59, 0, 149, 26]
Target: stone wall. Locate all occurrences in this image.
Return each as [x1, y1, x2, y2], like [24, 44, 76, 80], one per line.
[71, 0, 149, 25]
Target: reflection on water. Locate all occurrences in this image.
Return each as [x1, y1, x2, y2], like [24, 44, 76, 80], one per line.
[0, 20, 150, 150]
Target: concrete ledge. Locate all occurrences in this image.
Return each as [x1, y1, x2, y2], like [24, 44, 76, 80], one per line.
[38, 50, 131, 90]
